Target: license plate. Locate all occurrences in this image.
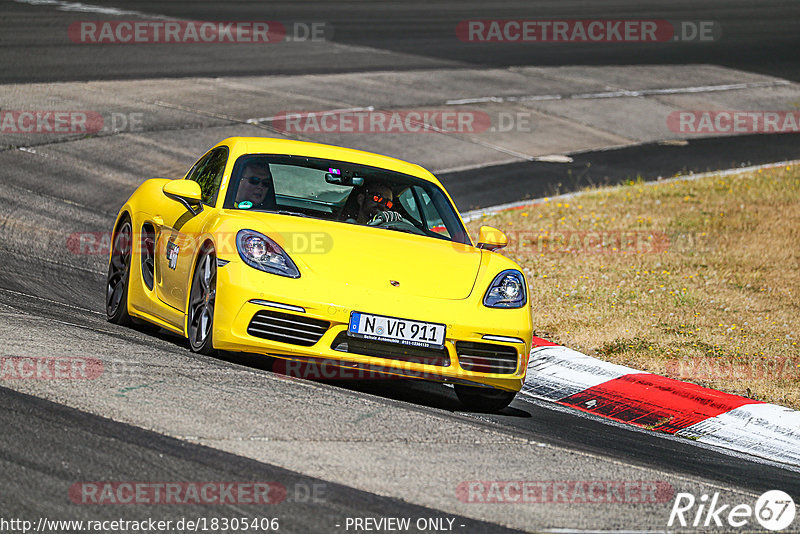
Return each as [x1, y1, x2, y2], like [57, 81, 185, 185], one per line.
[348, 312, 446, 349]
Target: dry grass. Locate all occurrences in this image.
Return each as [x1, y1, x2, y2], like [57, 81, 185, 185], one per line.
[467, 164, 800, 409]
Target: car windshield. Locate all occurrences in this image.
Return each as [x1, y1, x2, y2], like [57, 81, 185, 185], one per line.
[222, 154, 470, 244]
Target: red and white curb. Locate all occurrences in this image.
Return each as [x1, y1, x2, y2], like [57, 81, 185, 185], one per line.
[522, 339, 800, 467]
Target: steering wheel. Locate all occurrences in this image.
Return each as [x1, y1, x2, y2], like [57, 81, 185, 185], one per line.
[368, 211, 427, 236]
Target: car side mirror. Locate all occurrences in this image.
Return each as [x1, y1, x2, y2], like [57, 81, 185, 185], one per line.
[163, 179, 204, 216]
[476, 226, 508, 251]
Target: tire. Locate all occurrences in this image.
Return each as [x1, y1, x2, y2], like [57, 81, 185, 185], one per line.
[187, 245, 217, 356]
[106, 218, 133, 325]
[454, 385, 517, 413]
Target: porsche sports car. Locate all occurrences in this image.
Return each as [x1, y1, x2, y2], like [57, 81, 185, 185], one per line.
[106, 137, 532, 411]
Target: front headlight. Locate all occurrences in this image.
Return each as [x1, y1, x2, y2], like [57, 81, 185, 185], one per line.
[236, 229, 300, 278]
[483, 270, 527, 308]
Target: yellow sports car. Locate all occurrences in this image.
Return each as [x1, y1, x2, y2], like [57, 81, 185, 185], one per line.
[106, 137, 532, 411]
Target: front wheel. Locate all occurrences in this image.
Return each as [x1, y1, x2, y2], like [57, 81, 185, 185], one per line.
[454, 385, 517, 413]
[187, 246, 217, 355]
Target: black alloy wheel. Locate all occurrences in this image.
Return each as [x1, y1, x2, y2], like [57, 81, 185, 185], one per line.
[187, 246, 217, 355]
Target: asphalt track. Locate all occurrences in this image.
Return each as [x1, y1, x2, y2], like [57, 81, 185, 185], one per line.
[0, 386, 522, 534]
[3, 0, 799, 82]
[442, 132, 800, 210]
[1, 0, 799, 532]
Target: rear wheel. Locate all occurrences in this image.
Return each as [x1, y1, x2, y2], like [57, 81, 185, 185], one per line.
[106, 218, 133, 325]
[187, 246, 217, 355]
[140, 223, 155, 290]
[454, 385, 516, 413]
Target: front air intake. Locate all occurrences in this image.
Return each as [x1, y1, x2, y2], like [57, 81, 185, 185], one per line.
[456, 341, 518, 374]
[247, 310, 329, 347]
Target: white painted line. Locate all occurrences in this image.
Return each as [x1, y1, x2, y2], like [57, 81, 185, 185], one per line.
[570, 89, 646, 100]
[445, 96, 503, 105]
[460, 159, 800, 221]
[434, 155, 574, 175]
[446, 94, 563, 105]
[534, 154, 573, 163]
[677, 403, 800, 466]
[615, 81, 792, 96]
[523, 345, 646, 401]
[513, 94, 564, 103]
[460, 138, 540, 162]
[445, 80, 792, 106]
[434, 158, 524, 175]
[0, 286, 105, 316]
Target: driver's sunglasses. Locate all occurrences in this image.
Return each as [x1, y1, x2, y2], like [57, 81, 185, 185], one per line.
[245, 176, 270, 187]
[371, 194, 393, 209]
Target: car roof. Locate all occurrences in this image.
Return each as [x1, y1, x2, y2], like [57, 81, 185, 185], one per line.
[217, 137, 443, 187]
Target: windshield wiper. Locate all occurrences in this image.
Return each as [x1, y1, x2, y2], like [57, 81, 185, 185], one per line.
[263, 210, 313, 218]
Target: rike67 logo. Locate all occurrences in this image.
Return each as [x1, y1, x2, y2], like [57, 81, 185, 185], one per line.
[668, 490, 796, 531]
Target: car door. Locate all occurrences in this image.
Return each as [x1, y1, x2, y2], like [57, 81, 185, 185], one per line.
[155, 146, 228, 312]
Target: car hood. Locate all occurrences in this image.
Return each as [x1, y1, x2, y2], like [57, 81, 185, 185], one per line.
[227, 213, 482, 300]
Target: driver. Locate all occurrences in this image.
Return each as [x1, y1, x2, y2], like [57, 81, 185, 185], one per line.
[234, 163, 275, 209]
[354, 182, 399, 224]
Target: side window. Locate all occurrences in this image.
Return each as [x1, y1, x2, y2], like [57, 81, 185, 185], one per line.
[397, 187, 421, 224]
[415, 187, 450, 238]
[186, 147, 228, 206]
[399, 186, 451, 238]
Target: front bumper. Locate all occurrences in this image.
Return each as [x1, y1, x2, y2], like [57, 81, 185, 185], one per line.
[212, 260, 532, 392]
